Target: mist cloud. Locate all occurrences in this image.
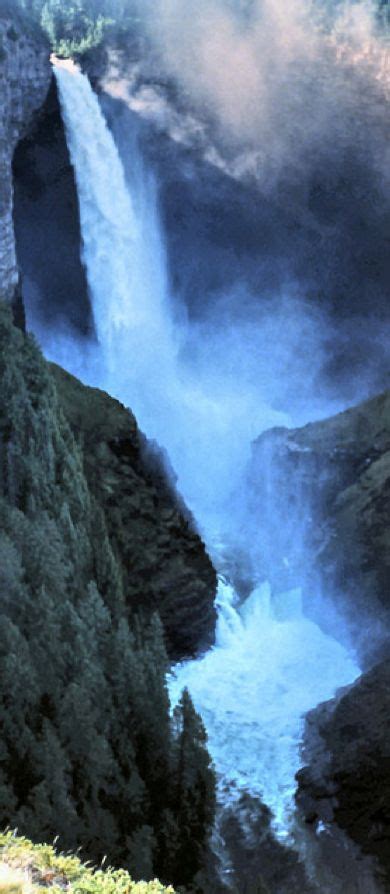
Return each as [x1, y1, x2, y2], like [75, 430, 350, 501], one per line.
[130, 0, 389, 190]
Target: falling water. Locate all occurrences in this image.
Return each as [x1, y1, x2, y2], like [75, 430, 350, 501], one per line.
[53, 62, 360, 841]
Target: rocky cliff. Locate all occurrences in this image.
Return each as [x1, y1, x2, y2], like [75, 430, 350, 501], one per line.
[296, 659, 390, 887]
[0, 7, 50, 306]
[247, 391, 390, 885]
[13, 75, 91, 333]
[51, 363, 217, 657]
[247, 390, 390, 659]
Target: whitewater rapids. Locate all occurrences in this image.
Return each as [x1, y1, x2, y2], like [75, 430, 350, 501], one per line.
[169, 578, 359, 835]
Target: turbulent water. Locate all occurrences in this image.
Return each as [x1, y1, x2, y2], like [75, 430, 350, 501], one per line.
[170, 579, 359, 835]
[53, 62, 360, 839]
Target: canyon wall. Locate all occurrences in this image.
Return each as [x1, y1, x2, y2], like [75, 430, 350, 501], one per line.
[0, 10, 50, 305]
[247, 390, 390, 658]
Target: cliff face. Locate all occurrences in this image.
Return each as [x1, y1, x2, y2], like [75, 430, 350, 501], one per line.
[12, 76, 91, 333]
[0, 12, 51, 304]
[296, 659, 390, 886]
[248, 392, 390, 885]
[51, 363, 217, 657]
[247, 390, 390, 658]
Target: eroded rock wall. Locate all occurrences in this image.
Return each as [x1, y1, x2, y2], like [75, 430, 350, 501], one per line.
[296, 659, 390, 887]
[0, 12, 50, 303]
[246, 390, 390, 655]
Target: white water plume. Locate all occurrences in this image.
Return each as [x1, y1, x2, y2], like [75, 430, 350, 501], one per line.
[51, 63, 361, 838]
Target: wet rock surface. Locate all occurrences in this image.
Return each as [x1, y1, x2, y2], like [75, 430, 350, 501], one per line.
[296, 660, 390, 889]
[217, 794, 316, 894]
[247, 391, 390, 890]
[51, 362, 217, 658]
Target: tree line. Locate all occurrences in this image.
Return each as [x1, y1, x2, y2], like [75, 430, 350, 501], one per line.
[4, 0, 140, 54]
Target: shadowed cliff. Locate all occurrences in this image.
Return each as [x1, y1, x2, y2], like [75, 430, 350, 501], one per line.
[50, 361, 217, 658]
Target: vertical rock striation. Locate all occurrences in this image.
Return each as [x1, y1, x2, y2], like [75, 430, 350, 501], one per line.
[0, 11, 51, 304]
[246, 390, 390, 659]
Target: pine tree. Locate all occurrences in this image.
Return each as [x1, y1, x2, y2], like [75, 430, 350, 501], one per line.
[90, 503, 125, 619]
[17, 720, 80, 850]
[0, 615, 41, 817]
[135, 614, 172, 819]
[171, 689, 216, 888]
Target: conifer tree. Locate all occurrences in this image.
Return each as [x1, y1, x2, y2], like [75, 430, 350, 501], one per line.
[171, 689, 216, 888]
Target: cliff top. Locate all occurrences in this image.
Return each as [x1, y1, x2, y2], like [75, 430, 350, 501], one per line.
[254, 389, 390, 460]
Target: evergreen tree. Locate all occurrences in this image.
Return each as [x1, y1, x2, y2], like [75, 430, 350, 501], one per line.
[170, 689, 216, 888]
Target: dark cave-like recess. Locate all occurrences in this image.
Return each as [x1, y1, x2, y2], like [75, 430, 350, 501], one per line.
[12, 76, 93, 336]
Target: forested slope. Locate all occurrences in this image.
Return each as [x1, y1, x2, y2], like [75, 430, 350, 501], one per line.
[0, 305, 216, 891]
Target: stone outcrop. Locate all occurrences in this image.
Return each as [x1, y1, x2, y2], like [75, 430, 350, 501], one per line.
[296, 659, 390, 887]
[0, 7, 50, 304]
[51, 362, 217, 657]
[246, 390, 390, 657]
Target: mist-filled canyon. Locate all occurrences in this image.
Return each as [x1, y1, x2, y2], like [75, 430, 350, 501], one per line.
[1, 1, 390, 892]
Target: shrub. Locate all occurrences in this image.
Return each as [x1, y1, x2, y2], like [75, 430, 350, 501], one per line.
[0, 832, 174, 894]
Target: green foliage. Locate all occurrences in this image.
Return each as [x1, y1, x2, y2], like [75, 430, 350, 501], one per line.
[0, 306, 215, 891]
[169, 690, 216, 889]
[0, 830, 174, 894]
[7, 0, 140, 55]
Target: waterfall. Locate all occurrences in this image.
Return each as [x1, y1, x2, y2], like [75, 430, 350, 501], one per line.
[52, 62, 285, 529]
[54, 63, 178, 418]
[52, 62, 360, 839]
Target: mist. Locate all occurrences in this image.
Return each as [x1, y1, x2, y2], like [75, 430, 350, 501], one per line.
[91, 0, 390, 424]
[126, 0, 389, 185]
[7, 5, 388, 884]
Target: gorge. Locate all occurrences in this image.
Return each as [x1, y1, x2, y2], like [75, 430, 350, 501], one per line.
[1, 1, 390, 892]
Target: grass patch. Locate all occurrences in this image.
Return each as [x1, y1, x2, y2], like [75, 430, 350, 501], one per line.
[0, 833, 174, 894]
